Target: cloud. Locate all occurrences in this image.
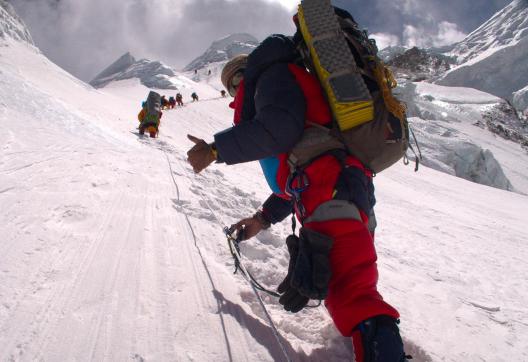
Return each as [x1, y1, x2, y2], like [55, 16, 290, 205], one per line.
[332, 0, 509, 45]
[9, 0, 295, 81]
[435, 21, 468, 46]
[9, 0, 511, 81]
[370, 33, 400, 50]
[402, 21, 467, 48]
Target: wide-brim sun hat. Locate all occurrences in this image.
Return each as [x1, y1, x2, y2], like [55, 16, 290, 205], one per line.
[221, 54, 248, 90]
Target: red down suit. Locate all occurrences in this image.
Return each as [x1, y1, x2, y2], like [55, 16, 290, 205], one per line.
[213, 35, 399, 336]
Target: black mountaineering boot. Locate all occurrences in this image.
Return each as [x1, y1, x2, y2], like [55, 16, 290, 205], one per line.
[353, 315, 409, 362]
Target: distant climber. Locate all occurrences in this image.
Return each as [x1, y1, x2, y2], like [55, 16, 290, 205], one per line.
[161, 95, 169, 110]
[191, 92, 199, 102]
[138, 91, 162, 138]
[176, 93, 184, 107]
[168, 96, 176, 109]
[221, 90, 227, 98]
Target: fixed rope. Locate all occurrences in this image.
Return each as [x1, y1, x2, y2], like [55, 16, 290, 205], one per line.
[163, 152, 235, 361]
[165, 152, 292, 362]
[189, 181, 292, 362]
[224, 226, 281, 298]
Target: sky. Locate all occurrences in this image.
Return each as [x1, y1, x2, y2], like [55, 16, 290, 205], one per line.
[8, 0, 513, 81]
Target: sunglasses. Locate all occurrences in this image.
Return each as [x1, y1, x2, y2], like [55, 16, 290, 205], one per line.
[228, 71, 243, 97]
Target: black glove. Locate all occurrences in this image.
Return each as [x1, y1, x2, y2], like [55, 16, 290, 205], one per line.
[291, 227, 333, 300]
[277, 234, 309, 313]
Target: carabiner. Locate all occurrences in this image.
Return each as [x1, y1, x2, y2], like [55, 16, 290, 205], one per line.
[285, 170, 310, 220]
[286, 170, 310, 196]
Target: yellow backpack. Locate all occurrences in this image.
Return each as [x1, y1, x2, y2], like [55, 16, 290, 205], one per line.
[291, 0, 413, 173]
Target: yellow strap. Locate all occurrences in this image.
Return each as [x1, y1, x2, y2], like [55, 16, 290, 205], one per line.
[370, 58, 406, 122]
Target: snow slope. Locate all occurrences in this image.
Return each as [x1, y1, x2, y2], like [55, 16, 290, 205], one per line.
[2, 20, 528, 362]
[0, 37, 293, 361]
[437, 0, 528, 100]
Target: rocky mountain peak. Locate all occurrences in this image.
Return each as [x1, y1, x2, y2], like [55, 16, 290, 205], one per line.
[387, 47, 456, 81]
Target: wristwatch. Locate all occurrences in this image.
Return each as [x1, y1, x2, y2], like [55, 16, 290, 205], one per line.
[254, 210, 271, 229]
[210, 142, 218, 160]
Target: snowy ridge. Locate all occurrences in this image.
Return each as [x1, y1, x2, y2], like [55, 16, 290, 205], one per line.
[449, 0, 528, 64]
[0, 0, 33, 44]
[90, 52, 210, 92]
[91, 52, 136, 83]
[437, 0, 528, 100]
[90, 53, 190, 90]
[183, 33, 258, 72]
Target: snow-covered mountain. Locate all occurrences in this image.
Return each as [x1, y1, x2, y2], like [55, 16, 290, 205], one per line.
[183, 33, 258, 72]
[437, 0, 528, 103]
[0, 0, 33, 44]
[448, 0, 528, 64]
[2, 4, 528, 362]
[90, 52, 190, 90]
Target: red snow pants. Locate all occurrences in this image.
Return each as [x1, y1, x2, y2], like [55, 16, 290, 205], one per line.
[294, 154, 399, 337]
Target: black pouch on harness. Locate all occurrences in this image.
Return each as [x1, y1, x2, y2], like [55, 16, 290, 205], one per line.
[278, 234, 310, 313]
[291, 227, 333, 300]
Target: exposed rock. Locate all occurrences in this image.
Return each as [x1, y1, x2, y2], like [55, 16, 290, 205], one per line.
[482, 102, 528, 150]
[387, 47, 455, 81]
